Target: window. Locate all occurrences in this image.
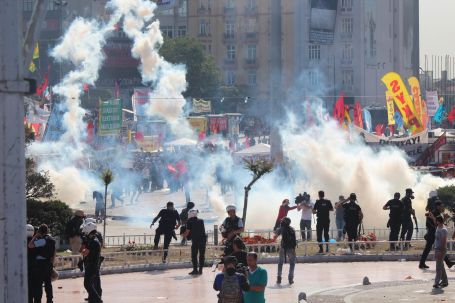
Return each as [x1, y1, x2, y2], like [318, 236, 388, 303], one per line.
[342, 70, 354, 86]
[342, 44, 353, 61]
[226, 71, 236, 85]
[342, 17, 353, 33]
[225, 22, 235, 38]
[177, 26, 187, 37]
[178, 0, 187, 16]
[225, 0, 235, 9]
[48, 0, 58, 11]
[246, 18, 257, 33]
[161, 26, 174, 38]
[208, 0, 212, 9]
[247, 45, 256, 60]
[23, 0, 33, 11]
[227, 45, 236, 59]
[309, 71, 319, 86]
[199, 19, 209, 36]
[247, 0, 256, 9]
[341, 0, 352, 10]
[199, 0, 205, 9]
[308, 44, 320, 60]
[248, 71, 257, 86]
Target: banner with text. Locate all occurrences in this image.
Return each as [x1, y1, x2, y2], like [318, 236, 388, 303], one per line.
[99, 99, 122, 136]
[426, 91, 439, 117]
[192, 99, 212, 113]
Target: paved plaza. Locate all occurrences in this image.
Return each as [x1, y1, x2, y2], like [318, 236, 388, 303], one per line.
[53, 261, 455, 302]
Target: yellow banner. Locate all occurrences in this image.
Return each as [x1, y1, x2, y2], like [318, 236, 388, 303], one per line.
[386, 91, 395, 125]
[408, 76, 425, 130]
[136, 136, 160, 152]
[188, 116, 207, 133]
[381, 72, 423, 133]
[33, 43, 39, 60]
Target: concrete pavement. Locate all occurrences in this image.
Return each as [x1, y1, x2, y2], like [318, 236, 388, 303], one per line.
[53, 261, 455, 302]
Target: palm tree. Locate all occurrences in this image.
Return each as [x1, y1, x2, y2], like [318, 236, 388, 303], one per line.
[242, 159, 273, 226]
[101, 169, 113, 247]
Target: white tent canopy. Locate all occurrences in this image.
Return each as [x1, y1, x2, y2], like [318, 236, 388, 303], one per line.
[234, 143, 271, 157]
[164, 138, 197, 147]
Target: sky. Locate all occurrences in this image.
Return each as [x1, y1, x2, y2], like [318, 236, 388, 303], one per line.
[420, 0, 455, 62]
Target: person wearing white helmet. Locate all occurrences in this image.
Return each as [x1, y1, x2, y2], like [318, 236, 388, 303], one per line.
[184, 209, 207, 275]
[81, 222, 103, 303]
[220, 205, 244, 255]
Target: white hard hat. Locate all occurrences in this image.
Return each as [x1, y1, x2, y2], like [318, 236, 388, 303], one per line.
[26, 224, 35, 238]
[82, 222, 97, 235]
[429, 190, 438, 198]
[226, 205, 236, 212]
[188, 209, 198, 218]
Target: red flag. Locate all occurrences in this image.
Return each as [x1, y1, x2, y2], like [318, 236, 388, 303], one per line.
[448, 108, 455, 123]
[35, 74, 48, 96]
[389, 125, 394, 135]
[375, 124, 384, 136]
[353, 101, 364, 128]
[83, 83, 89, 92]
[135, 131, 144, 141]
[198, 131, 206, 142]
[86, 120, 94, 144]
[333, 94, 345, 126]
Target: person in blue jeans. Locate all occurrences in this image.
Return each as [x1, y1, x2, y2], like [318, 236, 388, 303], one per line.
[335, 195, 345, 241]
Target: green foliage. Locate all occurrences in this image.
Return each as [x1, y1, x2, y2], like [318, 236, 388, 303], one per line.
[159, 36, 220, 98]
[101, 169, 114, 186]
[244, 159, 274, 179]
[26, 157, 55, 200]
[27, 199, 73, 236]
[437, 185, 455, 213]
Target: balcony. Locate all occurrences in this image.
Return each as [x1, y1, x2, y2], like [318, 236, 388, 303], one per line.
[340, 32, 353, 40]
[224, 7, 236, 14]
[244, 32, 258, 42]
[244, 59, 258, 68]
[223, 33, 236, 42]
[244, 6, 258, 15]
[341, 59, 353, 66]
[224, 58, 237, 66]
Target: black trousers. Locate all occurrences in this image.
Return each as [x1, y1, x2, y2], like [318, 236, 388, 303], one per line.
[400, 218, 413, 241]
[84, 270, 102, 303]
[316, 221, 330, 250]
[154, 228, 173, 259]
[420, 230, 452, 265]
[191, 242, 206, 270]
[389, 220, 401, 248]
[31, 261, 52, 303]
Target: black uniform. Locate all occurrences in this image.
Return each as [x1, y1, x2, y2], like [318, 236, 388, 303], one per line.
[221, 216, 244, 255]
[400, 196, 414, 241]
[384, 198, 403, 249]
[27, 236, 35, 303]
[186, 217, 207, 272]
[30, 235, 56, 303]
[343, 202, 362, 248]
[153, 208, 181, 259]
[314, 199, 333, 252]
[83, 236, 102, 303]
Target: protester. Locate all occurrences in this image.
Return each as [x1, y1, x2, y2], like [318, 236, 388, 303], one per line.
[383, 193, 403, 251]
[334, 196, 346, 241]
[231, 237, 248, 267]
[81, 222, 103, 303]
[274, 199, 297, 230]
[92, 191, 104, 223]
[180, 201, 195, 245]
[297, 196, 313, 241]
[65, 209, 85, 257]
[110, 181, 124, 208]
[213, 256, 250, 303]
[27, 224, 36, 303]
[220, 205, 245, 255]
[274, 217, 297, 285]
[28, 224, 56, 303]
[184, 209, 207, 275]
[420, 200, 454, 269]
[400, 188, 417, 250]
[244, 252, 268, 303]
[342, 193, 363, 252]
[313, 191, 334, 253]
[150, 201, 181, 262]
[432, 215, 449, 288]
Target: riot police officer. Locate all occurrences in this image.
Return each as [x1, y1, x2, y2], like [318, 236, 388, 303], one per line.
[383, 193, 403, 250]
[400, 188, 417, 250]
[342, 193, 363, 252]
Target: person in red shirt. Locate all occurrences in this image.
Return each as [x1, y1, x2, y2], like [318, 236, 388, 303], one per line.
[274, 199, 298, 230]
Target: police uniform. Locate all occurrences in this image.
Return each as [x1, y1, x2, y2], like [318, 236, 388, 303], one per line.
[84, 236, 102, 303]
[400, 196, 414, 242]
[384, 198, 403, 249]
[314, 198, 334, 252]
[343, 202, 362, 248]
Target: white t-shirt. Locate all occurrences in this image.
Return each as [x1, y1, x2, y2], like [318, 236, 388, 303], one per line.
[300, 203, 314, 221]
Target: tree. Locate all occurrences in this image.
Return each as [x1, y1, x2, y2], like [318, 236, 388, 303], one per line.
[101, 169, 113, 247]
[25, 158, 55, 200]
[437, 185, 455, 214]
[159, 36, 220, 98]
[242, 159, 273, 226]
[27, 199, 73, 236]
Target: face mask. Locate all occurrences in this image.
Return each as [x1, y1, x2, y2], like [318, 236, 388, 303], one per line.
[226, 267, 236, 276]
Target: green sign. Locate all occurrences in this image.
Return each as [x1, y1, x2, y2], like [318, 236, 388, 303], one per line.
[99, 99, 122, 136]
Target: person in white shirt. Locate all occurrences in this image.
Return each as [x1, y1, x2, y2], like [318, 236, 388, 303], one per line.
[297, 198, 314, 241]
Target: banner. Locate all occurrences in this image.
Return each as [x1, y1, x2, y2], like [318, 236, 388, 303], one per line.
[309, 0, 338, 44]
[155, 0, 177, 10]
[98, 99, 122, 136]
[408, 77, 424, 128]
[136, 136, 161, 152]
[192, 99, 212, 113]
[25, 97, 50, 124]
[426, 91, 439, 116]
[353, 101, 363, 128]
[43, 104, 65, 142]
[132, 88, 151, 121]
[386, 91, 395, 125]
[188, 116, 207, 134]
[381, 72, 423, 133]
[333, 94, 345, 126]
[353, 125, 429, 161]
[433, 103, 446, 124]
[421, 100, 429, 128]
[363, 109, 372, 132]
[394, 112, 404, 130]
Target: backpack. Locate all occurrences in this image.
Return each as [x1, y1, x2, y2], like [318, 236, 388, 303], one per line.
[219, 273, 242, 303]
[281, 226, 297, 250]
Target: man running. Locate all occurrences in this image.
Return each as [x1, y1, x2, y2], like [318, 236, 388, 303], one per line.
[151, 201, 181, 262]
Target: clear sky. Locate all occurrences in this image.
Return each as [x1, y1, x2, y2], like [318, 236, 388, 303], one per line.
[420, 0, 455, 62]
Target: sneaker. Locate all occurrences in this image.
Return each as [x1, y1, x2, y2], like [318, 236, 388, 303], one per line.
[433, 284, 440, 289]
[188, 270, 198, 275]
[198, 268, 203, 275]
[289, 278, 294, 285]
[419, 263, 429, 269]
[439, 282, 449, 288]
[276, 276, 282, 284]
[447, 261, 455, 269]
